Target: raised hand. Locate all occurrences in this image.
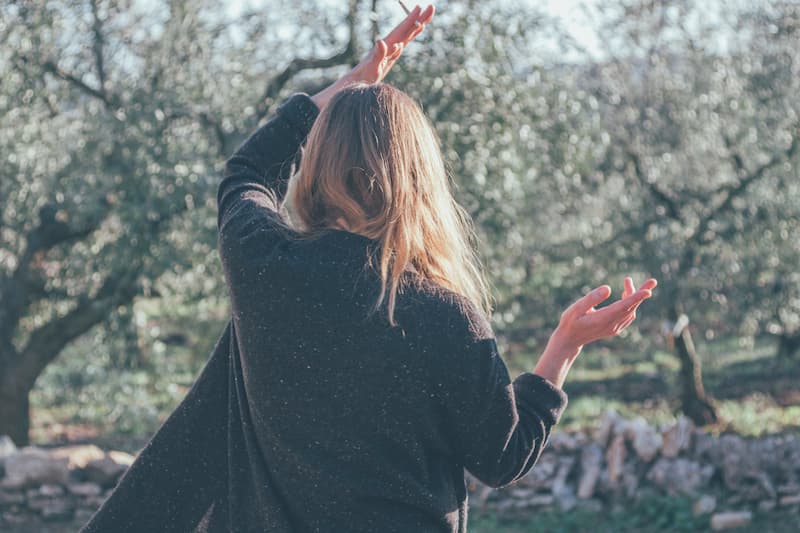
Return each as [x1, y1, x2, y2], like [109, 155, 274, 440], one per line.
[310, 4, 435, 110]
[349, 4, 435, 85]
[556, 277, 658, 349]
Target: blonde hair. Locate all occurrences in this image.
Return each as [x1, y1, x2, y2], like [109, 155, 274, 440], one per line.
[283, 82, 494, 327]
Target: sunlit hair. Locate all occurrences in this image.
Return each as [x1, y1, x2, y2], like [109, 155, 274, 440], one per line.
[282, 82, 494, 327]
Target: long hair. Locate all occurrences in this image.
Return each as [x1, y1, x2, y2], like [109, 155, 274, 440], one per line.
[283, 82, 494, 327]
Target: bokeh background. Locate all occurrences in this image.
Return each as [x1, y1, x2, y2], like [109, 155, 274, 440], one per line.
[1, 0, 798, 531]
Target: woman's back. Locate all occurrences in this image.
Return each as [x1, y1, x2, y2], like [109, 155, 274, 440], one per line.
[215, 205, 566, 532]
[208, 93, 568, 531]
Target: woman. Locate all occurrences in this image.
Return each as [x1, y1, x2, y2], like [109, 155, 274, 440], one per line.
[81, 4, 656, 532]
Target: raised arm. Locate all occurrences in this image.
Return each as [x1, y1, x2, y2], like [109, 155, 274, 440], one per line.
[216, 4, 435, 269]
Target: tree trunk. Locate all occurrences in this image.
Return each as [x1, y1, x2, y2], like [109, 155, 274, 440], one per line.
[777, 332, 800, 359]
[0, 378, 31, 446]
[669, 305, 719, 426]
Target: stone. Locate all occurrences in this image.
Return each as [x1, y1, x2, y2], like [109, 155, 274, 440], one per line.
[510, 488, 536, 499]
[548, 431, 580, 452]
[710, 511, 752, 531]
[0, 489, 25, 505]
[67, 481, 103, 497]
[0, 447, 69, 490]
[48, 444, 106, 470]
[523, 452, 557, 488]
[646, 458, 714, 496]
[628, 417, 662, 462]
[758, 500, 776, 512]
[594, 409, 622, 447]
[693, 495, 717, 516]
[606, 434, 626, 485]
[41, 498, 75, 521]
[577, 444, 603, 499]
[551, 457, 575, 496]
[661, 416, 694, 458]
[0, 436, 16, 458]
[83, 451, 134, 487]
[551, 458, 577, 512]
[779, 494, 800, 506]
[39, 483, 65, 497]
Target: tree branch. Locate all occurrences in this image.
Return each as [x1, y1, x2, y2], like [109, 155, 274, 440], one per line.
[40, 57, 111, 106]
[252, 0, 360, 124]
[15, 264, 143, 388]
[678, 127, 799, 273]
[626, 148, 683, 221]
[0, 202, 109, 347]
[89, 0, 108, 98]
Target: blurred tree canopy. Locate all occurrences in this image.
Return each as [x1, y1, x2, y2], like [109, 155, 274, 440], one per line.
[0, 0, 797, 444]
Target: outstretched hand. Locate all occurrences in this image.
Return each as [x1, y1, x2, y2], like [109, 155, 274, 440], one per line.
[555, 277, 658, 350]
[350, 4, 435, 84]
[310, 4, 435, 110]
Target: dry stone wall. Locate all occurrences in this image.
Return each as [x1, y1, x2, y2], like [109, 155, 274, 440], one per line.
[1, 410, 799, 530]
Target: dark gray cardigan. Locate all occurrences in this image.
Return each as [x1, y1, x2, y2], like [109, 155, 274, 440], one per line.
[79, 93, 568, 533]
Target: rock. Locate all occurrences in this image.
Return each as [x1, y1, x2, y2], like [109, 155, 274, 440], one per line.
[39, 483, 65, 497]
[594, 409, 622, 447]
[48, 444, 106, 470]
[556, 491, 577, 512]
[646, 458, 714, 496]
[28, 496, 75, 519]
[758, 500, 776, 512]
[526, 494, 555, 506]
[551, 458, 577, 512]
[0, 435, 17, 458]
[83, 451, 134, 487]
[628, 418, 662, 462]
[661, 416, 694, 458]
[777, 483, 800, 495]
[0, 447, 69, 490]
[710, 511, 752, 531]
[693, 495, 717, 516]
[717, 434, 759, 491]
[577, 444, 603, 499]
[548, 432, 580, 452]
[510, 488, 536, 499]
[522, 451, 557, 488]
[0, 489, 25, 505]
[108, 450, 135, 467]
[67, 481, 103, 497]
[606, 435, 626, 485]
[39, 497, 75, 521]
[779, 494, 800, 506]
[551, 457, 575, 496]
[621, 462, 640, 498]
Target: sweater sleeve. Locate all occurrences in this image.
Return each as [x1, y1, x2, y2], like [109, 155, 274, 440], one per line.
[78, 321, 231, 533]
[432, 294, 568, 489]
[216, 93, 319, 265]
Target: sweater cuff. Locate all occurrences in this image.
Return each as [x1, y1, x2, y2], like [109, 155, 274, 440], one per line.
[512, 373, 569, 426]
[276, 93, 320, 135]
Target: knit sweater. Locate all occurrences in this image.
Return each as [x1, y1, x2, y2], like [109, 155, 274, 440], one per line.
[79, 92, 569, 533]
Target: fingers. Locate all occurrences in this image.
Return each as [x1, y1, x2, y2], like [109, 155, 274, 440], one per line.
[385, 4, 434, 46]
[622, 277, 635, 299]
[568, 285, 612, 316]
[639, 278, 658, 291]
[372, 39, 389, 62]
[384, 4, 423, 45]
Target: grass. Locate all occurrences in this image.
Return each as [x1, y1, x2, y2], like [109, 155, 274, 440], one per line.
[468, 496, 800, 532]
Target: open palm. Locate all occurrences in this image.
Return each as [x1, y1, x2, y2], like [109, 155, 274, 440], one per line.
[350, 4, 435, 84]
